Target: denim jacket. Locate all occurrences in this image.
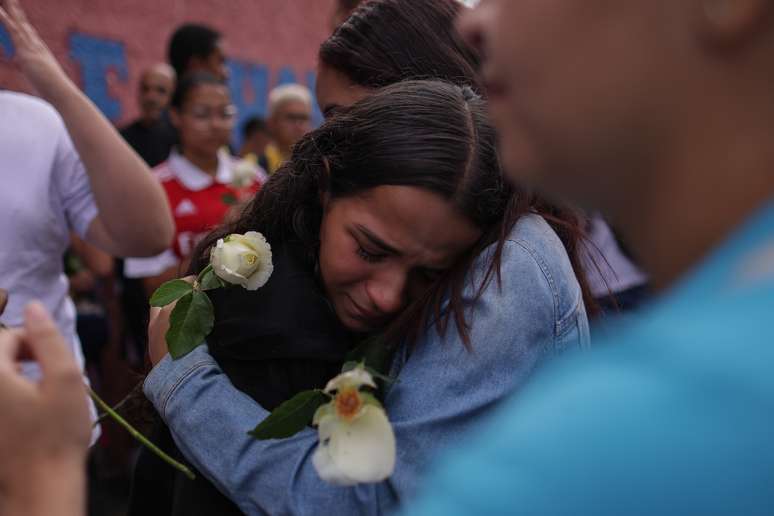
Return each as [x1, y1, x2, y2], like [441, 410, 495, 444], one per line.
[144, 214, 590, 515]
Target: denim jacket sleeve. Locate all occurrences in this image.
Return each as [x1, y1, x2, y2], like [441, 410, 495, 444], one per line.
[144, 215, 589, 516]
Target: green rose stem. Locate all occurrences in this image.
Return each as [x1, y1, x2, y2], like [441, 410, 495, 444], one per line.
[87, 386, 196, 480]
[93, 381, 140, 426]
[193, 263, 212, 291]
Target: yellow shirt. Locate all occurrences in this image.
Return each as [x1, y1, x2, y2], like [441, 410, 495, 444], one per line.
[264, 143, 289, 175]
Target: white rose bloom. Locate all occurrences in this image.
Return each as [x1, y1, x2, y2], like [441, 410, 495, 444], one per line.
[231, 154, 258, 189]
[210, 231, 273, 290]
[324, 367, 377, 393]
[312, 367, 396, 485]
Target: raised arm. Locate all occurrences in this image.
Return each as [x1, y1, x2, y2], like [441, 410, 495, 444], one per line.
[0, 0, 173, 257]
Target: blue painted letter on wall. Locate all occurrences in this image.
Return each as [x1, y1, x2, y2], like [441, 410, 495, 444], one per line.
[0, 24, 14, 58]
[69, 32, 128, 121]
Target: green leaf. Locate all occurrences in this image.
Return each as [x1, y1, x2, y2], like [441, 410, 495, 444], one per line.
[199, 268, 225, 291]
[249, 390, 330, 440]
[166, 291, 214, 359]
[150, 279, 194, 307]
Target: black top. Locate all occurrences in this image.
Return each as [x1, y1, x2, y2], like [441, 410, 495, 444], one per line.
[117, 116, 178, 358]
[120, 116, 178, 168]
[128, 241, 355, 516]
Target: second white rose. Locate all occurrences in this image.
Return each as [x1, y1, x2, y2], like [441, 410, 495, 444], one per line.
[210, 231, 274, 290]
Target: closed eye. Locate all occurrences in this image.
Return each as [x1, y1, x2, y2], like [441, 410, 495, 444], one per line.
[357, 246, 386, 263]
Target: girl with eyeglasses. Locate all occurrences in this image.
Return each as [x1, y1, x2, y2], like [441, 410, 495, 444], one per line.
[124, 72, 267, 296]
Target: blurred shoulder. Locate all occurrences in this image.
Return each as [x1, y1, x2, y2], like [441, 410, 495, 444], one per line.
[0, 90, 66, 132]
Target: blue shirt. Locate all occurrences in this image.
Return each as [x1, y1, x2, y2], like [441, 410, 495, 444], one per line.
[403, 200, 774, 516]
[144, 214, 589, 515]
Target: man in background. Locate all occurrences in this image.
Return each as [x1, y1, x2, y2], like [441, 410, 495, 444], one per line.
[168, 23, 228, 81]
[264, 83, 312, 174]
[120, 63, 177, 168]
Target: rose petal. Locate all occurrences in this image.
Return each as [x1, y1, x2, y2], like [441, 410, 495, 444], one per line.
[313, 402, 334, 427]
[324, 367, 377, 394]
[317, 405, 395, 484]
[244, 259, 273, 290]
[313, 412, 360, 485]
[214, 264, 248, 286]
[223, 243, 255, 272]
[312, 440, 358, 486]
[210, 232, 274, 289]
[241, 231, 270, 252]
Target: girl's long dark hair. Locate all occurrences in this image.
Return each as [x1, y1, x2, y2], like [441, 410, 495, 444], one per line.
[316, 0, 598, 337]
[191, 81, 508, 262]
[320, 0, 482, 93]
[190, 81, 594, 349]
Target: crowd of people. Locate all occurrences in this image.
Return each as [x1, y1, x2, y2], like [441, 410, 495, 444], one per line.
[1, 0, 772, 515]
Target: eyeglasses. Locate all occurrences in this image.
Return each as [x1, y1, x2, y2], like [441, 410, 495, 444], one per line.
[183, 104, 237, 125]
[280, 112, 311, 124]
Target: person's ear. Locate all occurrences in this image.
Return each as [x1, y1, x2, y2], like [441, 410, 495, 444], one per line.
[697, 0, 772, 45]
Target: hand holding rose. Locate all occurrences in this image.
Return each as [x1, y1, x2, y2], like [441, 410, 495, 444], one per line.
[149, 232, 273, 361]
[149, 233, 397, 487]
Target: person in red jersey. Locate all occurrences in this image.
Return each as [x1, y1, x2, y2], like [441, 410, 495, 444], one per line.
[125, 73, 266, 296]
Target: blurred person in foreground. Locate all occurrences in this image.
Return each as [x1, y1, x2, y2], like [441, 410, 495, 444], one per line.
[0, 0, 173, 440]
[120, 63, 177, 168]
[404, 0, 774, 514]
[263, 83, 312, 174]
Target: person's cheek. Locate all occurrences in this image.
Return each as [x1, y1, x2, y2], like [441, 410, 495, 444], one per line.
[327, 232, 358, 290]
[218, 126, 232, 144]
[317, 220, 340, 294]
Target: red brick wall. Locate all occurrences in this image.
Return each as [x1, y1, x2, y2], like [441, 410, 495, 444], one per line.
[0, 0, 335, 133]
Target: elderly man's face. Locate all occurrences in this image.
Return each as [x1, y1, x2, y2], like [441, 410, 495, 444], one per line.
[139, 68, 175, 124]
[271, 100, 312, 151]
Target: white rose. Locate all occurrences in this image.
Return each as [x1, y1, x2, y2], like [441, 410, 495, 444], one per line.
[231, 154, 258, 189]
[209, 231, 273, 290]
[311, 366, 396, 485]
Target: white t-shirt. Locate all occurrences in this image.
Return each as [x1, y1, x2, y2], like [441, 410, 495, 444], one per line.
[0, 91, 98, 420]
[581, 215, 648, 297]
